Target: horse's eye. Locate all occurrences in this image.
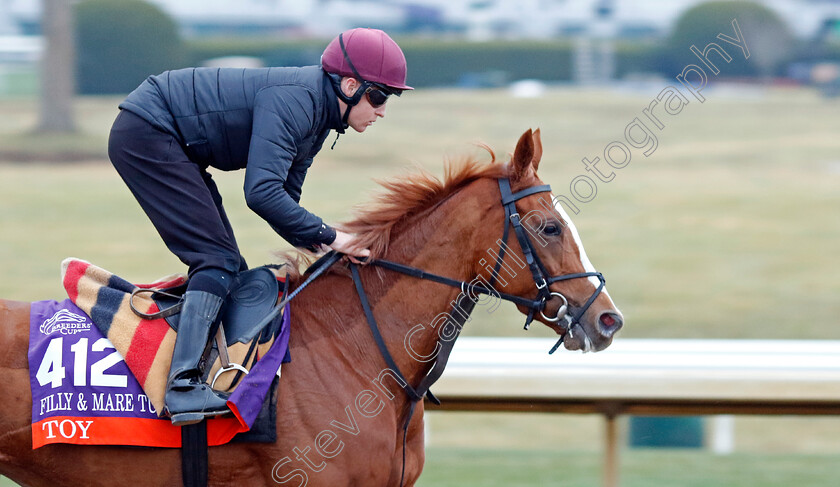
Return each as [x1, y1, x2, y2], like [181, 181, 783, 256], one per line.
[543, 224, 562, 236]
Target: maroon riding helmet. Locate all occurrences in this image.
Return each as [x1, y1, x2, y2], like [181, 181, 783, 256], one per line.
[321, 28, 413, 92]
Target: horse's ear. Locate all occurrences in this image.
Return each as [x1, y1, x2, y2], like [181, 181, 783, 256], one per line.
[532, 128, 543, 172]
[511, 129, 534, 182]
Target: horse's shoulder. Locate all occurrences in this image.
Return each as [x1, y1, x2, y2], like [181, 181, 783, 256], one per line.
[0, 299, 29, 320]
[0, 300, 31, 369]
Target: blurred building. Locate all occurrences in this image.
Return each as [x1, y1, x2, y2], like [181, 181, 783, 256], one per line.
[1, 0, 840, 40]
[1, 0, 839, 94]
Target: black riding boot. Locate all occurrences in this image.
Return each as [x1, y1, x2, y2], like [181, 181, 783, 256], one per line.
[164, 290, 230, 426]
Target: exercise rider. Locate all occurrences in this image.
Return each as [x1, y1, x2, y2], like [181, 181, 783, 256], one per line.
[108, 28, 412, 425]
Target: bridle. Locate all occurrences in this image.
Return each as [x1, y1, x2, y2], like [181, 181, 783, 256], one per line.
[355, 177, 606, 352]
[253, 174, 608, 395]
[342, 176, 607, 485]
[492, 177, 606, 353]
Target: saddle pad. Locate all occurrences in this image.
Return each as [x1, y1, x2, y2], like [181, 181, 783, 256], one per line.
[28, 298, 289, 449]
[60, 258, 286, 413]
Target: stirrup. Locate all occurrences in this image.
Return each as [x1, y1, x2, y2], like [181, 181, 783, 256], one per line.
[209, 325, 249, 388]
[210, 363, 249, 389]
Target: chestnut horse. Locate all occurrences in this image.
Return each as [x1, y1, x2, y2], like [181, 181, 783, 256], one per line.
[0, 129, 622, 486]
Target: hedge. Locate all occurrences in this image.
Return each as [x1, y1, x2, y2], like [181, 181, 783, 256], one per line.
[183, 37, 678, 88]
[74, 15, 840, 95]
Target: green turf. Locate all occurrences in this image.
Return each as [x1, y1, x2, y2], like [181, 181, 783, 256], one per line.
[418, 448, 840, 487]
[1, 87, 839, 485]
[2, 87, 839, 339]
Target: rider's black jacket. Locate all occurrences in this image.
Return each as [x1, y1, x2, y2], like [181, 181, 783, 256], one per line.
[119, 65, 344, 248]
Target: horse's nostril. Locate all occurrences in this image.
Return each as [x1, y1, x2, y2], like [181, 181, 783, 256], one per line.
[599, 312, 623, 332]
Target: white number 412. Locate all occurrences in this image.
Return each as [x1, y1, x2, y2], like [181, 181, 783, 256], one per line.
[36, 337, 127, 389]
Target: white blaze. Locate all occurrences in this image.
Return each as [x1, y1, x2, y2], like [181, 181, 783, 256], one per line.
[552, 196, 611, 293]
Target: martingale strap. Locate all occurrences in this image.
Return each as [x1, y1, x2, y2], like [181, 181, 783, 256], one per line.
[349, 264, 423, 402]
[349, 262, 475, 487]
[348, 262, 479, 403]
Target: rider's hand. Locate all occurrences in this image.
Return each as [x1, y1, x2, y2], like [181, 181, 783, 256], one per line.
[326, 230, 371, 264]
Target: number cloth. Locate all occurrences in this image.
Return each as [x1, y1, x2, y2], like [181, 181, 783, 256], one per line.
[28, 264, 290, 449]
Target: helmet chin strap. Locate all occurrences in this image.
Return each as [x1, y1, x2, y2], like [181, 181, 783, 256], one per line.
[334, 32, 374, 128]
[327, 72, 366, 137]
[328, 73, 366, 149]
[339, 82, 366, 127]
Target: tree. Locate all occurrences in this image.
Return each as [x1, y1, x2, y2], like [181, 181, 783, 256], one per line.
[667, 1, 794, 78]
[75, 0, 183, 94]
[37, 0, 77, 133]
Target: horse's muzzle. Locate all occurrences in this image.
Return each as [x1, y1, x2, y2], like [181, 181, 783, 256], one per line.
[553, 309, 623, 353]
[597, 311, 623, 338]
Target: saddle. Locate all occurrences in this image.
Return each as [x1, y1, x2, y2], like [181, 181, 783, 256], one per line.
[61, 258, 289, 415]
[133, 266, 287, 392]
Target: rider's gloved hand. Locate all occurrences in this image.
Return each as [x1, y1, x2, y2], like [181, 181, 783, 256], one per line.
[326, 230, 370, 264]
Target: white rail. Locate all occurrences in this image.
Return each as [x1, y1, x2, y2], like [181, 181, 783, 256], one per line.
[428, 338, 840, 486]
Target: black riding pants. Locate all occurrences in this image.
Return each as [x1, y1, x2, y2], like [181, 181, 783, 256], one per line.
[108, 110, 247, 281]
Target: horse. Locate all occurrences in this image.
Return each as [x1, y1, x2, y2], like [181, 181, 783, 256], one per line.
[0, 129, 623, 486]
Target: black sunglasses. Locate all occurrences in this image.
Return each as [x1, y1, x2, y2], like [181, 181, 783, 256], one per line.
[364, 84, 392, 108]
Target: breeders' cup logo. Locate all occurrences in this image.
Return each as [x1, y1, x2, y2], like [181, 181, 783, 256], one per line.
[40, 309, 91, 336]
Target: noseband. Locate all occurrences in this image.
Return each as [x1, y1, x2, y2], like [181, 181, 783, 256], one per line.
[493, 178, 606, 354]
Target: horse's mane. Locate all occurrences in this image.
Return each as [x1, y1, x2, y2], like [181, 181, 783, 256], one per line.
[274, 146, 513, 282]
[342, 146, 511, 259]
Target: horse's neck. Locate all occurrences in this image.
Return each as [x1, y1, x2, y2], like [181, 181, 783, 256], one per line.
[361, 198, 477, 387]
[292, 190, 482, 395]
